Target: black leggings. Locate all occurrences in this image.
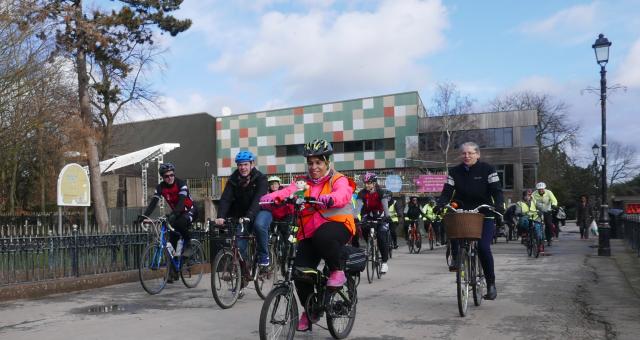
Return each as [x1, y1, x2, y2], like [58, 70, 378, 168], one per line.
[294, 222, 351, 309]
[169, 214, 192, 250]
[362, 222, 389, 262]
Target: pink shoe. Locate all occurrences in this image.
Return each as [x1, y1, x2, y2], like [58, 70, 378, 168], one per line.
[327, 270, 346, 287]
[297, 312, 310, 331]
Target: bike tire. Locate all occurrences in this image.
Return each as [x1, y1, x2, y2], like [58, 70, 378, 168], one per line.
[408, 227, 415, 254]
[259, 285, 298, 340]
[445, 242, 453, 267]
[375, 243, 382, 280]
[139, 242, 169, 295]
[527, 234, 533, 257]
[255, 241, 279, 300]
[327, 279, 357, 339]
[414, 229, 422, 254]
[428, 226, 435, 250]
[387, 230, 393, 259]
[180, 239, 205, 288]
[366, 238, 375, 284]
[472, 250, 484, 307]
[534, 236, 541, 258]
[456, 244, 469, 317]
[211, 250, 242, 309]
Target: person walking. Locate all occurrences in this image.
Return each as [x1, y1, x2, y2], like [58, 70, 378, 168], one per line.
[576, 195, 593, 239]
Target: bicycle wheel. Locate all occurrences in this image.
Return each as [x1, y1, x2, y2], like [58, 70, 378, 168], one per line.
[387, 230, 393, 259]
[414, 228, 422, 254]
[472, 250, 485, 307]
[534, 235, 541, 258]
[407, 226, 415, 254]
[139, 242, 169, 295]
[181, 240, 205, 288]
[259, 286, 298, 340]
[327, 281, 357, 339]
[211, 250, 242, 309]
[255, 242, 279, 299]
[527, 233, 533, 257]
[366, 237, 375, 284]
[375, 241, 382, 280]
[456, 244, 470, 317]
[429, 227, 435, 250]
[445, 242, 453, 267]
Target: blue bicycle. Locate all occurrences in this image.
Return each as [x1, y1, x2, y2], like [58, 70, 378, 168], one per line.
[138, 215, 205, 295]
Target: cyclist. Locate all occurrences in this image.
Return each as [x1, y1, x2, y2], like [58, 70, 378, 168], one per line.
[422, 198, 439, 245]
[266, 176, 294, 222]
[516, 189, 542, 253]
[435, 142, 504, 300]
[138, 162, 198, 282]
[532, 182, 558, 247]
[213, 151, 270, 268]
[259, 139, 355, 332]
[356, 172, 392, 274]
[404, 196, 423, 240]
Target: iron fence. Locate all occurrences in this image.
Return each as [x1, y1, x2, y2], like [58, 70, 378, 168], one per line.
[0, 224, 212, 286]
[622, 214, 640, 257]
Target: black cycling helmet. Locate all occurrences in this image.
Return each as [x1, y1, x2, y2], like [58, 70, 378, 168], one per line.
[159, 162, 175, 176]
[303, 139, 333, 158]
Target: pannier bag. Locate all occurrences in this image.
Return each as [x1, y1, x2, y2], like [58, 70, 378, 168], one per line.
[342, 245, 366, 273]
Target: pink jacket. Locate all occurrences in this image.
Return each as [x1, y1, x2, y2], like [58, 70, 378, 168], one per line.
[261, 173, 354, 240]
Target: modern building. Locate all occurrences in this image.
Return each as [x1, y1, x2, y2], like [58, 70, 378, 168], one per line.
[215, 91, 425, 176]
[417, 110, 540, 203]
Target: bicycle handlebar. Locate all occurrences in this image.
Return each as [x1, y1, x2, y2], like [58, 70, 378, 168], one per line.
[137, 215, 175, 232]
[444, 204, 503, 218]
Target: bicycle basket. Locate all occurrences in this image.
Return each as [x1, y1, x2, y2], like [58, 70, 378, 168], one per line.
[341, 245, 366, 273]
[443, 212, 484, 239]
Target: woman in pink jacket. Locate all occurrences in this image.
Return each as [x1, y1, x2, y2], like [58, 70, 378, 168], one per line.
[260, 139, 355, 332]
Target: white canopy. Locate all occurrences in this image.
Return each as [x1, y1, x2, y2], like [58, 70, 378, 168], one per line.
[91, 143, 180, 174]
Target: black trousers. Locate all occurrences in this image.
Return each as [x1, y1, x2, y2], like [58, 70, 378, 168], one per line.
[294, 222, 351, 309]
[362, 221, 390, 262]
[389, 221, 398, 247]
[542, 211, 553, 243]
[169, 214, 192, 250]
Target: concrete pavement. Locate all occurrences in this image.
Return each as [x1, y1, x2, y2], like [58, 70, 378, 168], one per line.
[1, 222, 639, 340]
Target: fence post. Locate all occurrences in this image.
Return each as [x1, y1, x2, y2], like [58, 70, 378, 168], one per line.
[72, 224, 79, 277]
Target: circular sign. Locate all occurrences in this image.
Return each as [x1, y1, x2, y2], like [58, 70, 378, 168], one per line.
[385, 174, 403, 193]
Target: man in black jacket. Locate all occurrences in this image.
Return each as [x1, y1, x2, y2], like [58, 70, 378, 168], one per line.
[214, 151, 269, 266]
[436, 142, 504, 300]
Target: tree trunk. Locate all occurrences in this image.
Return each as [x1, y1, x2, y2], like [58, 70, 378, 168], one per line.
[8, 150, 18, 214]
[76, 44, 109, 231]
[39, 129, 46, 213]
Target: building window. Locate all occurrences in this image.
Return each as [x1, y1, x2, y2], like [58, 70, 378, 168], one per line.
[523, 163, 537, 189]
[421, 128, 513, 151]
[521, 126, 537, 147]
[496, 164, 514, 190]
[276, 138, 394, 157]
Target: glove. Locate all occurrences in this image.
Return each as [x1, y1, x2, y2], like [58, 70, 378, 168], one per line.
[135, 215, 145, 224]
[318, 195, 334, 208]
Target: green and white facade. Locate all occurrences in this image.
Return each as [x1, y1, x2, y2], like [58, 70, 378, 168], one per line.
[216, 92, 425, 176]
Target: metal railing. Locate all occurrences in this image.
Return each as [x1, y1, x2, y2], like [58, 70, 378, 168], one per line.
[622, 214, 640, 257]
[0, 224, 211, 286]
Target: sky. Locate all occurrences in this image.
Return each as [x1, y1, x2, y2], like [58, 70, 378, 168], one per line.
[106, 0, 640, 166]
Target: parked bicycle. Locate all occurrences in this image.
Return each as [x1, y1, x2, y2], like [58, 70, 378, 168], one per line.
[259, 196, 360, 340]
[210, 217, 278, 309]
[138, 215, 205, 295]
[406, 218, 422, 254]
[443, 204, 502, 317]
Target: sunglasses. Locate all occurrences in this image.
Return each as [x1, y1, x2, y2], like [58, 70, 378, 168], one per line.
[163, 173, 175, 179]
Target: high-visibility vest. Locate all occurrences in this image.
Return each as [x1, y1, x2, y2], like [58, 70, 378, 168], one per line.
[516, 200, 538, 220]
[389, 203, 398, 222]
[302, 172, 356, 236]
[421, 204, 436, 221]
[351, 197, 361, 220]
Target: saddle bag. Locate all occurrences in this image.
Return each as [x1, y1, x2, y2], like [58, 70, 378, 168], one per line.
[342, 245, 366, 273]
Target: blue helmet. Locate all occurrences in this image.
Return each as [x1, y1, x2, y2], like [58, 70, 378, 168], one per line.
[235, 150, 255, 163]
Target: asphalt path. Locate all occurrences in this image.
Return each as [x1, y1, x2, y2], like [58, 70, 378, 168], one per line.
[1, 224, 639, 340]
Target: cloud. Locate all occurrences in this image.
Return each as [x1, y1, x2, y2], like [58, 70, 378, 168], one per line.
[208, 0, 449, 102]
[615, 36, 640, 88]
[519, 2, 599, 44]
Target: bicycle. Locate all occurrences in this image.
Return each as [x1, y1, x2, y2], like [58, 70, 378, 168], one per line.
[443, 204, 502, 317]
[210, 217, 278, 309]
[269, 220, 290, 277]
[523, 215, 543, 258]
[259, 196, 359, 340]
[138, 215, 205, 295]
[406, 218, 422, 254]
[426, 220, 436, 250]
[360, 218, 383, 283]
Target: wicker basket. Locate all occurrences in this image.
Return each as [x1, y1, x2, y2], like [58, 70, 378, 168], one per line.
[443, 212, 485, 239]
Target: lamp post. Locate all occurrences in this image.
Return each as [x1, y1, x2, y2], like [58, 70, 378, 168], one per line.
[591, 144, 599, 205]
[204, 162, 210, 197]
[592, 33, 612, 256]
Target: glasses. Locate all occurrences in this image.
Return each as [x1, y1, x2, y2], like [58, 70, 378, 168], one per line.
[163, 174, 175, 179]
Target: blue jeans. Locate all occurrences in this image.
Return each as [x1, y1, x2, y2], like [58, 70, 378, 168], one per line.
[238, 210, 271, 262]
[451, 217, 496, 284]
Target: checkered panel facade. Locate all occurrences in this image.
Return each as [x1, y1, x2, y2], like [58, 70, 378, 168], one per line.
[216, 92, 423, 176]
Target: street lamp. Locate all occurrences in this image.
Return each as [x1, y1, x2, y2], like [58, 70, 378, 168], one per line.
[204, 162, 210, 197]
[592, 33, 611, 256]
[591, 144, 600, 206]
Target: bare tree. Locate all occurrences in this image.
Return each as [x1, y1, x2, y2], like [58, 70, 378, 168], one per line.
[426, 82, 475, 169]
[489, 91, 579, 151]
[607, 140, 638, 186]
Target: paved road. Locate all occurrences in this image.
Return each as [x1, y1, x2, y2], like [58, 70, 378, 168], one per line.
[2, 224, 640, 340]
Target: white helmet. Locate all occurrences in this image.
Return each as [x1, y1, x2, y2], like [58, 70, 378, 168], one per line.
[536, 182, 546, 190]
